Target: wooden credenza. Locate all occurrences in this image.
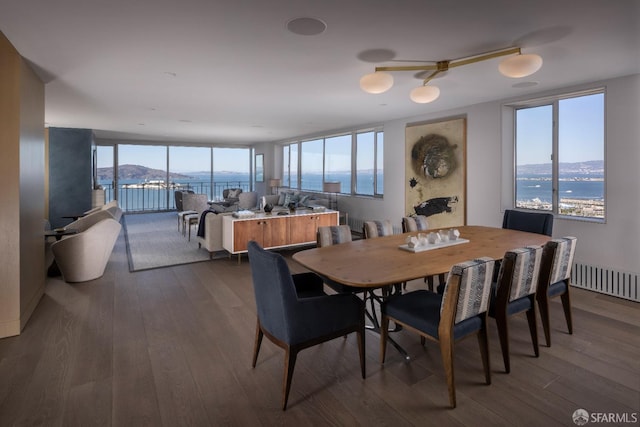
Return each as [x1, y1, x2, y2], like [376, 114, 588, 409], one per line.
[222, 210, 338, 254]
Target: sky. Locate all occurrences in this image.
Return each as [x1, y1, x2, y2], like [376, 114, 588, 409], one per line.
[516, 92, 604, 165]
[98, 145, 250, 173]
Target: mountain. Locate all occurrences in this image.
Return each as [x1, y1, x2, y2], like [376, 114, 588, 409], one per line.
[518, 160, 604, 176]
[97, 164, 192, 181]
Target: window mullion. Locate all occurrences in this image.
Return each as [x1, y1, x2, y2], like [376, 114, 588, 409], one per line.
[552, 100, 560, 214]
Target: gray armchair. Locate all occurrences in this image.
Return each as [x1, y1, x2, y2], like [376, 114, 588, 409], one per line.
[51, 218, 121, 283]
[247, 241, 366, 410]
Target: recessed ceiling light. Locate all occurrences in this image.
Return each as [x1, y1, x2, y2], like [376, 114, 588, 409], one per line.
[286, 17, 327, 36]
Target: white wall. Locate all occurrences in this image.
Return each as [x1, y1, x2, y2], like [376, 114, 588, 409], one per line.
[275, 74, 640, 275]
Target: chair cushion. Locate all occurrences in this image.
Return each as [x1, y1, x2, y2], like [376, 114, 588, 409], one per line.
[384, 290, 482, 339]
[548, 280, 568, 297]
[489, 286, 533, 317]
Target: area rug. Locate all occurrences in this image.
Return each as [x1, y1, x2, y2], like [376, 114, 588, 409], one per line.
[123, 211, 221, 272]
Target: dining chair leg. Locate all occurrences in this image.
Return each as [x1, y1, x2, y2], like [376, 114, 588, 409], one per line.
[357, 329, 366, 379]
[495, 311, 511, 373]
[282, 348, 297, 410]
[477, 324, 492, 385]
[439, 336, 456, 408]
[425, 276, 435, 292]
[525, 303, 540, 357]
[537, 295, 552, 347]
[560, 290, 573, 334]
[380, 315, 389, 364]
[252, 320, 263, 368]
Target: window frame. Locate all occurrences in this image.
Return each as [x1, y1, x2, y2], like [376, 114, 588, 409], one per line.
[281, 127, 384, 198]
[509, 88, 606, 222]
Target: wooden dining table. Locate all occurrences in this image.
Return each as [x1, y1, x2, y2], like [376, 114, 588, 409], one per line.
[293, 225, 551, 358]
[293, 225, 551, 289]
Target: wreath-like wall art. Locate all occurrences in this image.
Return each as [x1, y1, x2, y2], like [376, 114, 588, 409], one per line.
[405, 117, 467, 228]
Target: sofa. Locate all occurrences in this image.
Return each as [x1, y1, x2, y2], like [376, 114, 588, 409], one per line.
[210, 191, 258, 213]
[197, 211, 234, 257]
[260, 191, 329, 213]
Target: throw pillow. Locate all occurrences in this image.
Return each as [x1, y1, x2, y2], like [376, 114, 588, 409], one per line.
[298, 195, 310, 206]
[227, 188, 241, 198]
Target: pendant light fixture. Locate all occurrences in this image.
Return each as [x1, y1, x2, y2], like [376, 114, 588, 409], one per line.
[360, 47, 542, 104]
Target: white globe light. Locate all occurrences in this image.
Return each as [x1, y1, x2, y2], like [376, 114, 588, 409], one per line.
[499, 53, 543, 78]
[410, 85, 440, 103]
[359, 72, 394, 94]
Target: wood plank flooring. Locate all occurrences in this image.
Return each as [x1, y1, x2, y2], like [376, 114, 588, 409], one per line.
[1, 230, 638, 426]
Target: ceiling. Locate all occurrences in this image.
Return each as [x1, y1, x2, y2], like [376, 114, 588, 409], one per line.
[1, 0, 638, 145]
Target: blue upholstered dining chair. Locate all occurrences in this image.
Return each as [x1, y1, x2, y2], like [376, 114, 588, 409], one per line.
[247, 241, 366, 410]
[537, 236, 578, 347]
[502, 209, 554, 237]
[380, 257, 495, 408]
[402, 215, 445, 291]
[489, 245, 543, 373]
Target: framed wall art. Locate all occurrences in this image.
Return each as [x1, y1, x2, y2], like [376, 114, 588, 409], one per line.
[405, 116, 467, 228]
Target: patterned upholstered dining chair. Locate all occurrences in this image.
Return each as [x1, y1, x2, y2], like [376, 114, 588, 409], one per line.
[363, 219, 394, 239]
[317, 224, 353, 248]
[247, 241, 365, 410]
[537, 236, 577, 347]
[401, 215, 445, 291]
[489, 245, 543, 373]
[401, 215, 429, 233]
[381, 257, 495, 408]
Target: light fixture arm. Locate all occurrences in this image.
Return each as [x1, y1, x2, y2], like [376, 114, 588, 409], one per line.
[374, 47, 522, 74]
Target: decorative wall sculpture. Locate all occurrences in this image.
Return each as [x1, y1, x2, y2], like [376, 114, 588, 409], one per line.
[405, 117, 466, 228]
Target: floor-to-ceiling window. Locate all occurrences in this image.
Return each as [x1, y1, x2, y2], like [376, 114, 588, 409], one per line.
[117, 144, 169, 211]
[95, 143, 252, 212]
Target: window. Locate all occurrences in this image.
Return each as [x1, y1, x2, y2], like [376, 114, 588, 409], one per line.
[282, 128, 384, 197]
[356, 130, 384, 196]
[325, 134, 351, 192]
[95, 143, 252, 211]
[300, 139, 323, 191]
[514, 90, 605, 220]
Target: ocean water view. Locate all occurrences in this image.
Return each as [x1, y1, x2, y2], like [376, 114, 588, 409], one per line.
[516, 173, 604, 218]
[100, 171, 381, 212]
[516, 176, 604, 203]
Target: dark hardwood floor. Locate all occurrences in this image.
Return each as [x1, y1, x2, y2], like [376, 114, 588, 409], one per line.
[1, 231, 638, 426]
